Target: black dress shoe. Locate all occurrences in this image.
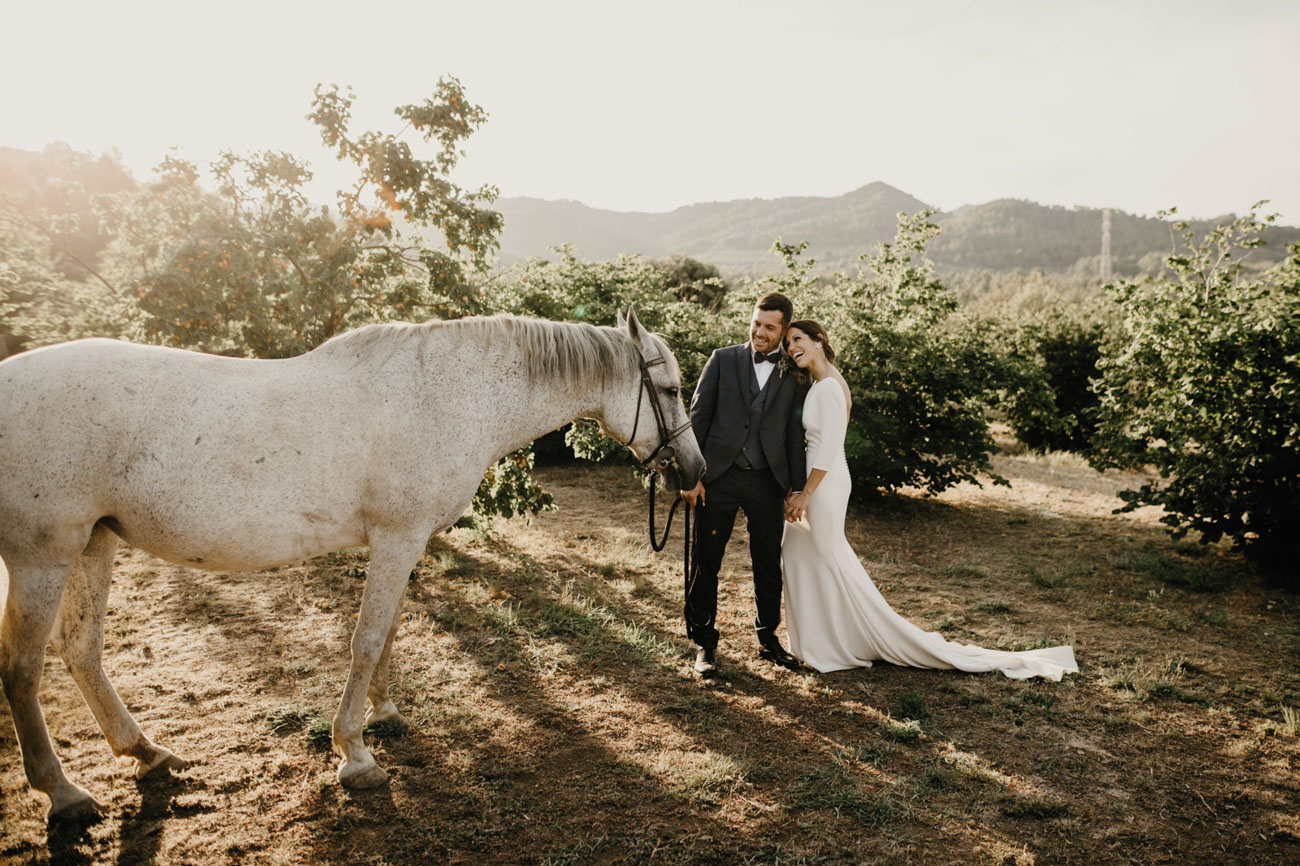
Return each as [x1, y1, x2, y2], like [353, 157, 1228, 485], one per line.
[694, 646, 719, 678]
[758, 637, 801, 670]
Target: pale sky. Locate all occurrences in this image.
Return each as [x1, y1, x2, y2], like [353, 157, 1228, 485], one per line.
[4, 0, 1297, 223]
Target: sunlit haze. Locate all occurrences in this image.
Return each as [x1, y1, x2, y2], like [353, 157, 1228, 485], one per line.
[4, 0, 1297, 222]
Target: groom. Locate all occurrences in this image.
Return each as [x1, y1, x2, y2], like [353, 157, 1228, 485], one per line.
[680, 291, 809, 678]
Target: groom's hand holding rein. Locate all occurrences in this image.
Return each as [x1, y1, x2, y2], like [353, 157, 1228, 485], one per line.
[681, 481, 706, 507]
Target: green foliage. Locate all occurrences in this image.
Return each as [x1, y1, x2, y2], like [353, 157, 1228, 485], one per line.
[99, 79, 501, 358]
[789, 211, 1010, 496]
[0, 144, 135, 281]
[0, 206, 121, 351]
[471, 448, 555, 521]
[488, 245, 740, 464]
[0, 146, 134, 350]
[998, 306, 1107, 452]
[1090, 205, 1300, 580]
[654, 254, 730, 312]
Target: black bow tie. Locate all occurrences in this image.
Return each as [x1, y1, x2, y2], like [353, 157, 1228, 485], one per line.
[754, 351, 780, 364]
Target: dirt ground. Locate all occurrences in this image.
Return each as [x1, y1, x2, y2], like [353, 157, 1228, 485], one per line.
[2, 449, 1298, 864]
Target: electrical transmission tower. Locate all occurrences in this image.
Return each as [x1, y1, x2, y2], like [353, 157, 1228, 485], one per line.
[1100, 208, 1113, 283]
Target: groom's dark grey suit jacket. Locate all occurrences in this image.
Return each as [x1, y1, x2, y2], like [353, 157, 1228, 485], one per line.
[689, 343, 809, 491]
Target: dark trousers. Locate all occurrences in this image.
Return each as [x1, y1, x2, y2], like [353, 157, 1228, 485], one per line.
[685, 464, 786, 650]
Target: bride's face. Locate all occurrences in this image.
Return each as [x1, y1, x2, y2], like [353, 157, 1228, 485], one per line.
[786, 327, 822, 368]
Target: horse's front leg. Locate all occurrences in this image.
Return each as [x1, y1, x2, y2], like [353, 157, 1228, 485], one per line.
[0, 560, 99, 822]
[332, 530, 425, 789]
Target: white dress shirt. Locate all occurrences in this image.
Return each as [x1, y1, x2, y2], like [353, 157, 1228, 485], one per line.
[752, 349, 777, 391]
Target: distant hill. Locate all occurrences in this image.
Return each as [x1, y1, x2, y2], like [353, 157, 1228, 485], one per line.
[494, 183, 1300, 276]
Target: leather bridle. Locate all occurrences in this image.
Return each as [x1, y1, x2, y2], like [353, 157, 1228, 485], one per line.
[619, 348, 696, 565]
[626, 349, 694, 476]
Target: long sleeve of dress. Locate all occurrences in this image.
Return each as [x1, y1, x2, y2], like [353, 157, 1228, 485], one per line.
[805, 382, 848, 473]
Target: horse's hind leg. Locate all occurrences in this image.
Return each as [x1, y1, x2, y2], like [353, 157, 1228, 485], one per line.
[364, 608, 406, 727]
[50, 524, 187, 781]
[0, 558, 99, 822]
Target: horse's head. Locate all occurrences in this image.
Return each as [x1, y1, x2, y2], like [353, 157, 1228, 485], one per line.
[607, 307, 706, 492]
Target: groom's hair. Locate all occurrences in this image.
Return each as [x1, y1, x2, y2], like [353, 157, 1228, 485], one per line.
[755, 291, 793, 326]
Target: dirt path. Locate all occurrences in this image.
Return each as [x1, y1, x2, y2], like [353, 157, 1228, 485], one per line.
[3, 454, 1297, 864]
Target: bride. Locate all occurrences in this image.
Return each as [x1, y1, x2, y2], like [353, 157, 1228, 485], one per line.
[780, 320, 1078, 680]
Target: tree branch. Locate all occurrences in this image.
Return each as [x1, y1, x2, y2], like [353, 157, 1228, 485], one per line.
[0, 194, 120, 295]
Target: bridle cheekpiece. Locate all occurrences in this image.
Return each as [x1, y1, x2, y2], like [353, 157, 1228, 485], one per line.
[626, 348, 692, 474]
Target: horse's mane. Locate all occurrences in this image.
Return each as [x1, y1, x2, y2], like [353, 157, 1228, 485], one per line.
[314, 314, 646, 388]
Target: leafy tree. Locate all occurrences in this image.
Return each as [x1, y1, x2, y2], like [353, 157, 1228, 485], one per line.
[0, 144, 135, 281]
[0, 145, 134, 351]
[654, 254, 730, 311]
[487, 245, 741, 464]
[783, 211, 1012, 496]
[98, 79, 502, 358]
[1089, 205, 1300, 580]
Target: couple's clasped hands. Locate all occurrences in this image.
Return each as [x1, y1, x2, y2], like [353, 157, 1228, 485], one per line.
[784, 490, 809, 523]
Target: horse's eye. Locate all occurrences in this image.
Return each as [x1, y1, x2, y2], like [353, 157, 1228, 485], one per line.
[665, 386, 680, 398]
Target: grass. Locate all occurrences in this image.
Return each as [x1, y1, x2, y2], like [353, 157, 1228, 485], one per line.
[1096, 657, 1210, 706]
[5, 461, 1297, 865]
[1103, 542, 1241, 594]
[792, 760, 903, 828]
[997, 794, 1071, 819]
[1282, 705, 1299, 737]
[655, 750, 751, 805]
[1026, 559, 1086, 588]
[895, 690, 931, 722]
[877, 717, 924, 743]
[268, 705, 333, 751]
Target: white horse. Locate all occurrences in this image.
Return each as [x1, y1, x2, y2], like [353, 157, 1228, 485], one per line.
[0, 308, 705, 822]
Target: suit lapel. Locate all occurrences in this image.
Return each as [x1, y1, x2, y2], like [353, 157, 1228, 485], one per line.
[732, 344, 753, 404]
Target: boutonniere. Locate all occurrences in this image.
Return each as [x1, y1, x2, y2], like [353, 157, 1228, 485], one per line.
[777, 355, 794, 379]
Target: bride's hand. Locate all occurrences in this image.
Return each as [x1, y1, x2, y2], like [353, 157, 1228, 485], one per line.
[785, 491, 808, 522]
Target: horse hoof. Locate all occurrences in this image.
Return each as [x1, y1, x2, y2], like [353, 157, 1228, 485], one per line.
[47, 788, 103, 825]
[338, 760, 389, 790]
[135, 747, 189, 780]
[365, 701, 404, 727]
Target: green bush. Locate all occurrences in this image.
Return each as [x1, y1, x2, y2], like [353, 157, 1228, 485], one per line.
[1089, 206, 1300, 582]
[487, 245, 741, 466]
[999, 307, 1107, 452]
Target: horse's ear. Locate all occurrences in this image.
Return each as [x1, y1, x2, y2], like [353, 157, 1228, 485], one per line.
[624, 305, 646, 349]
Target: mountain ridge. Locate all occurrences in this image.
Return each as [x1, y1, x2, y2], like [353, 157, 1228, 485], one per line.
[494, 182, 1300, 276]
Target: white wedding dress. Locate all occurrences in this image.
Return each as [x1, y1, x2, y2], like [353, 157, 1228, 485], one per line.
[782, 378, 1078, 679]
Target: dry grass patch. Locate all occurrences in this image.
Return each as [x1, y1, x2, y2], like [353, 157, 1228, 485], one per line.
[3, 453, 1298, 864]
